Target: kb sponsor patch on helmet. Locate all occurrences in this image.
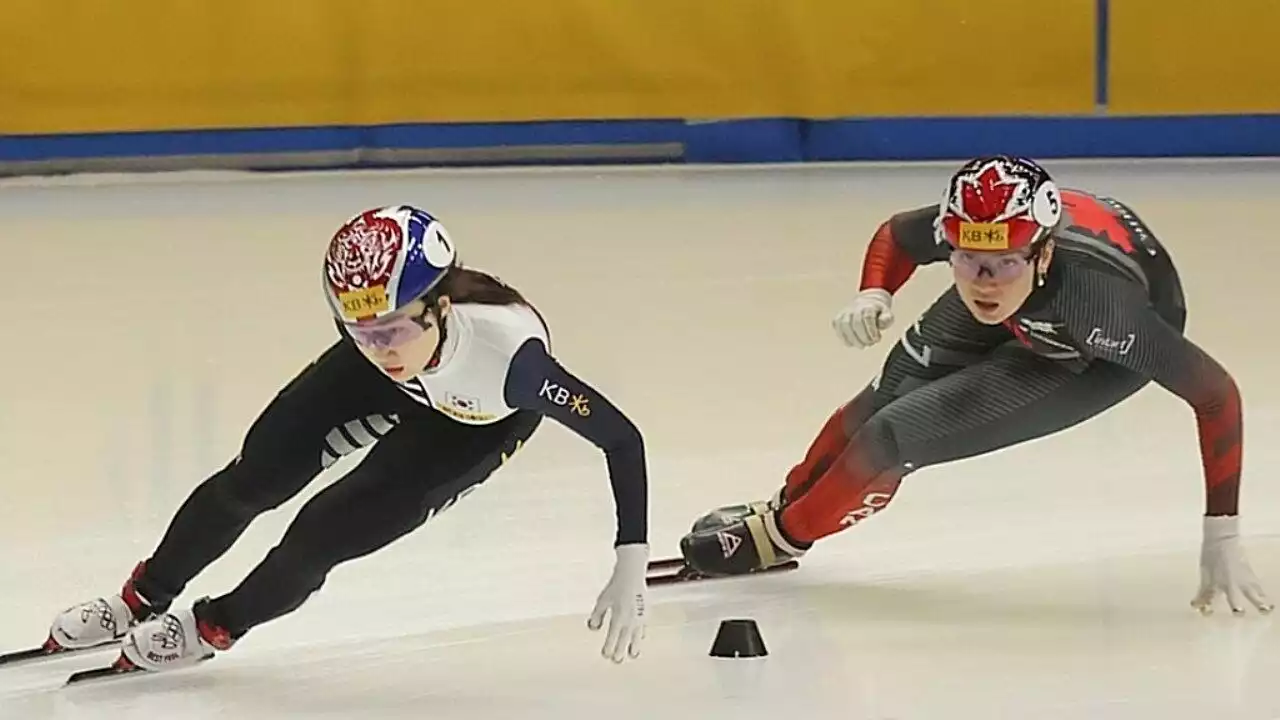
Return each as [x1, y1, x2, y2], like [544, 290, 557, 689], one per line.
[958, 222, 1010, 250]
[322, 205, 458, 324]
[338, 285, 390, 320]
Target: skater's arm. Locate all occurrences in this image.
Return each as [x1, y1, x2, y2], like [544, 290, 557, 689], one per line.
[1064, 274, 1242, 517]
[859, 205, 951, 293]
[504, 338, 648, 546]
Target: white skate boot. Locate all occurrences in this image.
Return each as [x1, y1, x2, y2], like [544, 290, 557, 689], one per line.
[48, 562, 157, 652]
[118, 600, 232, 673]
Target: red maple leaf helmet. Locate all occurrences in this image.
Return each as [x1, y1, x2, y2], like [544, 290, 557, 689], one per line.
[936, 156, 1063, 253]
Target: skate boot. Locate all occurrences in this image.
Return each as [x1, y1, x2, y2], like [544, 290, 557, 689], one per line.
[48, 562, 160, 652]
[117, 598, 232, 673]
[680, 506, 807, 577]
[689, 487, 785, 535]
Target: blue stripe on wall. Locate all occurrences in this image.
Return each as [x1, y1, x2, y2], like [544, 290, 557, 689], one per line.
[3, 114, 1280, 169]
[802, 115, 1280, 160]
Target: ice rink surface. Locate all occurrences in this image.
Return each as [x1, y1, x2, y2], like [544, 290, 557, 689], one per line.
[0, 159, 1278, 719]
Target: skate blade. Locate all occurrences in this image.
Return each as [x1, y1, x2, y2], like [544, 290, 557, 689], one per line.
[65, 653, 214, 686]
[646, 558, 800, 586]
[0, 638, 120, 669]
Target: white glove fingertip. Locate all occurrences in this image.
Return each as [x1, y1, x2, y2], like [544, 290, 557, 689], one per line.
[837, 325, 855, 348]
[1256, 585, 1275, 614]
[615, 634, 631, 663]
[1223, 577, 1245, 615]
[861, 313, 880, 344]
[843, 317, 862, 346]
[587, 601, 607, 631]
[878, 309, 895, 329]
[602, 621, 624, 661]
[832, 318, 848, 344]
[1191, 589, 1215, 615]
[606, 630, 626, 663]
[1242, 583, 1272, 613]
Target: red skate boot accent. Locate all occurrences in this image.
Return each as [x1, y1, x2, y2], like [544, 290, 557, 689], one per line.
[779, 455, 905, 544]
[783, 388, 877, 503]
[196, 616, 235, 652]
[120, 562, 158, 621]
[192, 598, 237, 652]
[686, 390, 880, 540]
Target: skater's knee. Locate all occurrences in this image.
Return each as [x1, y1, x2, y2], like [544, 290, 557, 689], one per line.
[267, 488, 366, 572]
[841, 415, 903, 477]
[265, 534, 336, 583]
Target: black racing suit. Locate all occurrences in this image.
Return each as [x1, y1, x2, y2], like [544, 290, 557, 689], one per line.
[128, 307, 647, 639]
[778, 189, 1241, 544]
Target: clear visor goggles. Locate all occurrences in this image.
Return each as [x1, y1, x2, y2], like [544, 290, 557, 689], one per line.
[344, 306, 433, 349]
[949, 248, 1036, 284]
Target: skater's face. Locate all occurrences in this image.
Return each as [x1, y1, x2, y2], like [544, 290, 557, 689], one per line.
[952, 240, 1054, 324]
[347, 297, 450, 381]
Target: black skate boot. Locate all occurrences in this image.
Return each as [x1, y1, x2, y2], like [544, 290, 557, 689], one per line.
[688, 487, 785, 535]
[679, 507, 807, 577]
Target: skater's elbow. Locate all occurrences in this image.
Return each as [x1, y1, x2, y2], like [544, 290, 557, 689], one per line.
[601, 415, 646, 459]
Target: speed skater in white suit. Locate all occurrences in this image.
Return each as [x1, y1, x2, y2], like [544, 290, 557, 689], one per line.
[41, 205, 652, 674]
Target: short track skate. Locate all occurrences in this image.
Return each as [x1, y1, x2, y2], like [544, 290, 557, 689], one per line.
[64, 652, 214, 686]
[645, 556, 799, 586]
[0, 636, 121, 669]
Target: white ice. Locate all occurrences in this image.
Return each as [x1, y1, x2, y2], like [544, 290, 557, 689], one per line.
[0, 160, 1278, 720]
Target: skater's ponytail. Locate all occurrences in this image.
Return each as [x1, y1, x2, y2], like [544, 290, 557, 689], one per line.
[426, 263, 529, 307]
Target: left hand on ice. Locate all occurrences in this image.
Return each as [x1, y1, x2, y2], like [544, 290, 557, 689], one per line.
[588, 543, 648, 663]
[1192, 515, 1273, 616]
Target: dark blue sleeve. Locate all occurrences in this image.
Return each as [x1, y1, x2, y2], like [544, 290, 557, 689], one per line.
[504, 338, 648, 546]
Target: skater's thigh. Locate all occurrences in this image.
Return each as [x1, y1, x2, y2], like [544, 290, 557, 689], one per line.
[288, 410, 542, 561]
[869, 346, 1149, 470]
[872, 287, 1014, 406]
[371, 408, 543, 493]
[239, 340, 408, 473]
